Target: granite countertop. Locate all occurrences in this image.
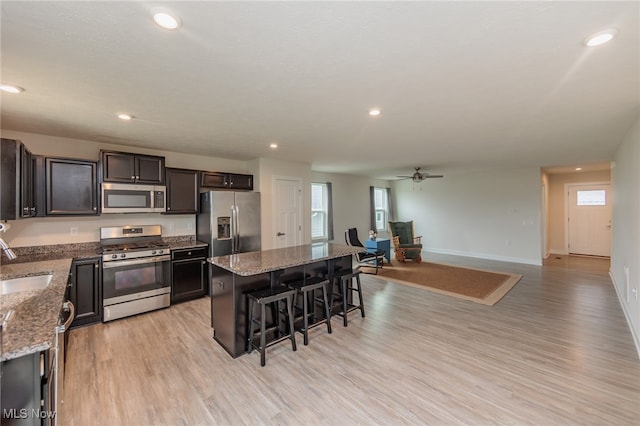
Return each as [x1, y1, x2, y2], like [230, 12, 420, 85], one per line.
[0, 258, 72, 361]
[167, 239, 208, 250]
[209, 243, 363, 276]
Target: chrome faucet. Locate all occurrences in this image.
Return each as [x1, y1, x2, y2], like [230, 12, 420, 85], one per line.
[0, 237, 17, 261]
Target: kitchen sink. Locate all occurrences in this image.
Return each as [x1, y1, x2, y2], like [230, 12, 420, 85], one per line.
[1, 274, 53, 296]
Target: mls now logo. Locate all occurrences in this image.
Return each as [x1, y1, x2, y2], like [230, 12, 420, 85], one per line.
[3, 408, 57, 419]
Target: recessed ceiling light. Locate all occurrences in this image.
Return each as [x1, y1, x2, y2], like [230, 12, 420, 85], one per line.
[369, 109, 381, 116]
[117, 113, 133, 120]
[585, 29, 618, 47]
[575, 167, 583, 171]
[152, 9, 181, 30]
[270, 143, 278, 149]
[0, 84, 25, 94]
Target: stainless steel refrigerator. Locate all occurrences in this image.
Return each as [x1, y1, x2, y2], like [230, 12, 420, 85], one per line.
[197, 191, 261, 259]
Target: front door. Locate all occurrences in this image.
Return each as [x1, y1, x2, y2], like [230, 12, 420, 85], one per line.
[273, 176, 302, 248]
[568, 183, 611, 256]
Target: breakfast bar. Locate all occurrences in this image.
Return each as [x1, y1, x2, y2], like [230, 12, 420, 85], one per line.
[208, 243, 363, 357]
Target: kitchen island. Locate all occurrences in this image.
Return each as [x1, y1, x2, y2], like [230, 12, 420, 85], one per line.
[208, 243, 363, 357]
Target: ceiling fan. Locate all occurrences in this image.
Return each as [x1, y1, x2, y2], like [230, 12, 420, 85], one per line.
[397, 167, 444, 182]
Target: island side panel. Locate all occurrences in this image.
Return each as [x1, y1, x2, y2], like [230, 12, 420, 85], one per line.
[210, 265, 270, 358]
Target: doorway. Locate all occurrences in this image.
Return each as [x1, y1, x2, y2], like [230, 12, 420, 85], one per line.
[566, 183, 611, 257]
[273, 176, 303, 248]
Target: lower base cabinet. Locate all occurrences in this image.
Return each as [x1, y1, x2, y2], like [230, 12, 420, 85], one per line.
[69, 257, 102, 328]
[1, 351, 54, 426]
[171, 246, 208, 304]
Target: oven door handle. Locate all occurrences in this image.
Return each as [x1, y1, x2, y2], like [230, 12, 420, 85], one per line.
[102, 255, 171, 269]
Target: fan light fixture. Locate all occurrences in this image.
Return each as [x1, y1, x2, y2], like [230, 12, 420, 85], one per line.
[397, 167, 444, 182]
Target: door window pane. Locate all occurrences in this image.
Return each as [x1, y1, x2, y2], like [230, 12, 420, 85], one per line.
[577, 190, 606, 206]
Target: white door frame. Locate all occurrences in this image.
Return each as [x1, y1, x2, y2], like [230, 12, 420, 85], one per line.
[563, 181, 611, 255]
[272, 175, 303, 248]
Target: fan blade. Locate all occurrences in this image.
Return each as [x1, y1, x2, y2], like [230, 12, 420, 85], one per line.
[423, 175, 444, 178]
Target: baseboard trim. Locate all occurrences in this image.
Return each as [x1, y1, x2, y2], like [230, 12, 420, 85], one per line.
[609, 271, 640, 360]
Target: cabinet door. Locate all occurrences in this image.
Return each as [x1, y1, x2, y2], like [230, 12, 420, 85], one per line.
[200, 171, 229, 188]
[46, 158, 98, 215]
[171, 257, 206, 303]
[136, 155, 165, 184]
[229, 173, 253, 190]
[69, 258, 102, 328]
[20, 143, 35, 217]
[165, 168, 199, 214]
[101, 151, 136, 182]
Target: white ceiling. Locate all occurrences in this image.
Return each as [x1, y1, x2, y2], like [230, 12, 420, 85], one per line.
[1, 1, 638, 179]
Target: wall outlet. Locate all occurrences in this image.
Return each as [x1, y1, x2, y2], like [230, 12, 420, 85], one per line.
[70, 227, 78, 236]
[187, 222, 193, 231]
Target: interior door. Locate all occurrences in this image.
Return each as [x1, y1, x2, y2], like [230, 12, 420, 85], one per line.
[273, 177, 302, 248]
[568, 184, 611, 256]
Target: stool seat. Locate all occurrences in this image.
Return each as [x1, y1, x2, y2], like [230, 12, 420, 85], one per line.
[330, 269, 365, 327]
[247, 285, 297, 366]
[286, 276, 332, 345]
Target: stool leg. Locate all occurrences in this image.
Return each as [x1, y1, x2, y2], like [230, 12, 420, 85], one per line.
[321, 282, 332, 334]
[342, 277, 348, 327]
[356, 274, 365, 318]
[260, 302, 267, 367]
[302, 289, 309, 345]
[286, 294, 297, 351]
[247, 299, 256, 353]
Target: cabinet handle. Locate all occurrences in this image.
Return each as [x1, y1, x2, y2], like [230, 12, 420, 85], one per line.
[93, 206, 97, 211]
[131, 176, 136, 179]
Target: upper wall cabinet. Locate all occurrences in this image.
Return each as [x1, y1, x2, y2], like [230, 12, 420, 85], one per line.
[165, 167, 199, 214]
[1, 138, 36, 219]
[45, 157, 98, 216]
[200, 172, 253, 191]
[100, 150, 165, 185]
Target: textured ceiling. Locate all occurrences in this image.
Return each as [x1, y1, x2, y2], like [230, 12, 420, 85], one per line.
[1, 1, 638, 179]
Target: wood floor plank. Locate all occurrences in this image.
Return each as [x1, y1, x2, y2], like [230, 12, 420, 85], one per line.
[63, 254, 640, 425]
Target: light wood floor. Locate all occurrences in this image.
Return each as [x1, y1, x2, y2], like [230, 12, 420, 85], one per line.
[63, 254, 640, 425]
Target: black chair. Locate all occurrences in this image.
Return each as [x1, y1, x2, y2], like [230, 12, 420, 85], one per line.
[247, 286, 297, 367]
[345, 228, 385, 274]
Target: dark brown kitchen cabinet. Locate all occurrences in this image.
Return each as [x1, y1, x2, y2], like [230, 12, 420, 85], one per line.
[1, 138, 36, 219]
[165, 167, 199, 214]
[200, 172, 253, 190]
[171, 246, 208, 303]
[45, 157, 98, 215]
[68, 257, 102, 328]
[100, 150, 165, 184]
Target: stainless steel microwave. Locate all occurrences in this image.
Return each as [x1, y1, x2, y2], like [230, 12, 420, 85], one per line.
[101, 183, 166, 214]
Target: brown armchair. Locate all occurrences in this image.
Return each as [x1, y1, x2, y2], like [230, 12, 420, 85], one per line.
[388, 220, 423, 263]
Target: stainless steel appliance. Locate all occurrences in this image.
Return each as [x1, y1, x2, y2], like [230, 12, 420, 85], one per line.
[101, 182, 166, 214]
[101, 225, 171, 322]
[51, 301, 74, 425]
[197, 191, 261, 293]
[197, 191, 261, 257]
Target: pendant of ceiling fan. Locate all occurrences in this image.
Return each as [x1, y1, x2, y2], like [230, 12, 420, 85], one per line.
[397, 167, 444, 182]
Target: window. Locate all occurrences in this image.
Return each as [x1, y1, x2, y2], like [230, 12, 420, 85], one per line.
[311, 183, 328, 240]
[577, 190, 606, 206]
[373, 187, 389, 231]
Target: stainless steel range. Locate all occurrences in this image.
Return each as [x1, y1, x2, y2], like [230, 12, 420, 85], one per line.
[101, 225, 171, 322]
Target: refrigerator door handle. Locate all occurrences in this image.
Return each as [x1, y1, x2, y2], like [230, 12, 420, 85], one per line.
[234, 205, 241, 252]
[230, 206, 237, 253]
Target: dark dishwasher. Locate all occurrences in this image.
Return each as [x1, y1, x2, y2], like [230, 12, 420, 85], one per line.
[171, 246, 208, 304]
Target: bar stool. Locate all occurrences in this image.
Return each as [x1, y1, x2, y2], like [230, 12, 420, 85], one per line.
[246, 286, 297, 366]
[330, 269, 365, 327]
[286, 276, 332, 345]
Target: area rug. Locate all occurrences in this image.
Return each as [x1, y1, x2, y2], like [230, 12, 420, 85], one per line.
[365, 260, 522, 306]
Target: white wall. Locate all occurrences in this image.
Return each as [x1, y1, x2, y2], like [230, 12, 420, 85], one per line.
[252, 157, 312, 250]
[610, 115, 640, 355]
[311, 171, 391, 244]
[1, 130, 249, 247]
[393, 167, 543, 265]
